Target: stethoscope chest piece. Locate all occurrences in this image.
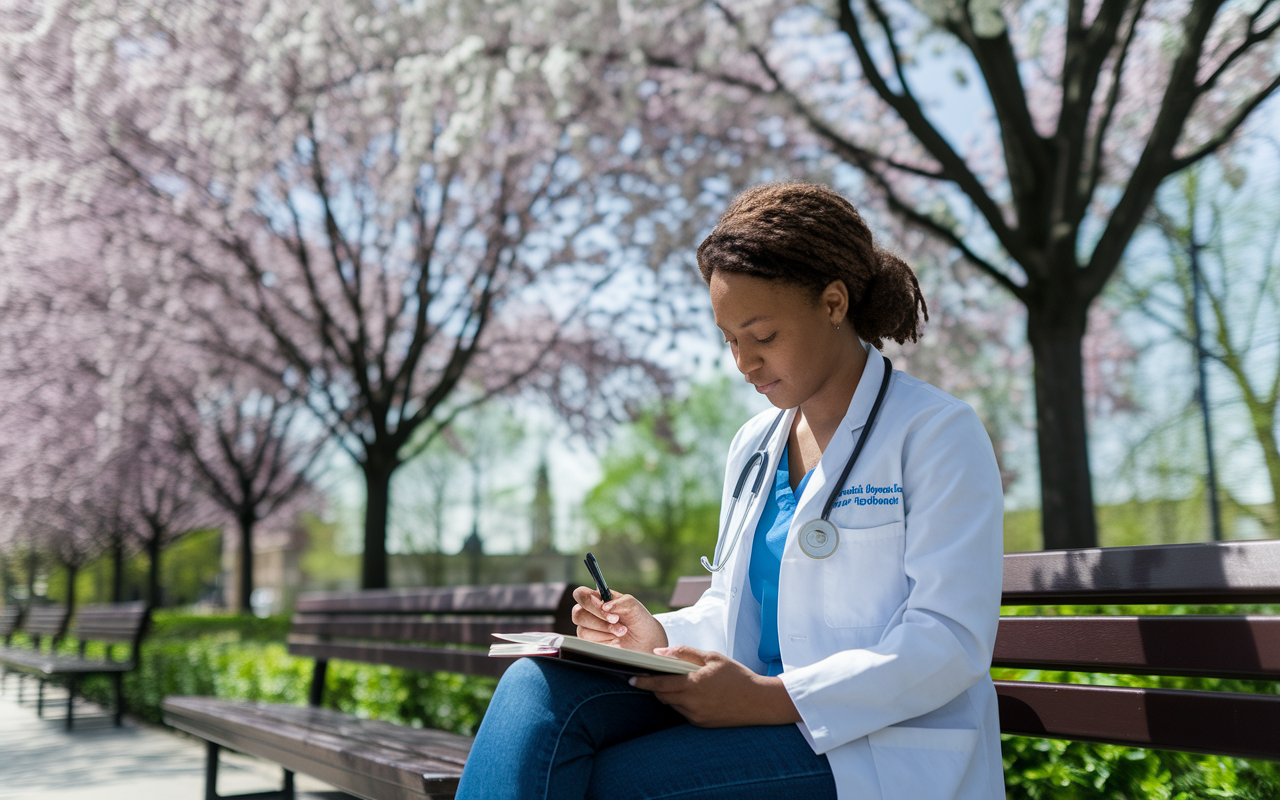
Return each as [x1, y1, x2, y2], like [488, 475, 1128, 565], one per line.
[799, 518, 839, 559]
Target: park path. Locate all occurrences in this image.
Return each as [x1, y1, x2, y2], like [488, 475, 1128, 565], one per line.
[0, 678, 349, 799]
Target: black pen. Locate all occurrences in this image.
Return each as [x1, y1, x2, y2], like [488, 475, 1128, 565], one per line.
[583, 552, 612, 603]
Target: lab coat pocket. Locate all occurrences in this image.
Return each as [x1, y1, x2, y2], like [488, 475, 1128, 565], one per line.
[868, 726, 978, 800]
[822, 521, 907, 628]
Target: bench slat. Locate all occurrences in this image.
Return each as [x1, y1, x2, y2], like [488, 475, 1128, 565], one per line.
[295, 583, 573, 616]
[164, 697, 469, 800]
[995, 680, 1280, 761]
[994, 616, 1280, 679]
[0, 606, 21, 637]
[1002, 540, 1280, 605]
[287, 637, 510, 678]
[668, 577, 711, 610]
[290, 614, 558, 647]
[70, 603, 149, 644]
[0, 648, 134, 675]
[670, 541, 1280, 610]
[23, 606, 70, 637]
[202, 700, 473, 765]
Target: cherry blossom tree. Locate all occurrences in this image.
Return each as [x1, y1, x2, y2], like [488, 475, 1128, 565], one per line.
[0, 0, 694, 588]
[626, 0, 1280, 548]
[162, 374, 323, 612]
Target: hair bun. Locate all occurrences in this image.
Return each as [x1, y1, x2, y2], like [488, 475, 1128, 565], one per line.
[853, 248, 929, 348]
[695, 182, 928, 349]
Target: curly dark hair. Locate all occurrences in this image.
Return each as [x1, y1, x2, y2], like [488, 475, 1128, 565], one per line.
[696, 182, 928, 349]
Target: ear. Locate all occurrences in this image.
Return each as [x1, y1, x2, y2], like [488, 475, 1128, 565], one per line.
[821, 280, 849, 326]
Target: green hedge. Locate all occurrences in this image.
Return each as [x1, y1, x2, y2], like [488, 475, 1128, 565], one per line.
[997, 604, 1280, 798]
[14, 612, 1280, 797]
[147, 610, 292, 642]
[33, 619, 495, 737]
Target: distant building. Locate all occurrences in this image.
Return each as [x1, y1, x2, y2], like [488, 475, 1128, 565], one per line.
[530, 459, 555, 554]
[221, 524, 308, 616]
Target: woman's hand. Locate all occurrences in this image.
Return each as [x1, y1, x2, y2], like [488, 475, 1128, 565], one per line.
[631, 646, 803, 728]
[571, 586, 668, 655]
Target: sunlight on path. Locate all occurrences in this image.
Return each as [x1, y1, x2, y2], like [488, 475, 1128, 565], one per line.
[0, 677, 347, 799]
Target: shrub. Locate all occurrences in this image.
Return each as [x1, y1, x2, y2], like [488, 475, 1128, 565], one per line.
[64, 617, 494, 736]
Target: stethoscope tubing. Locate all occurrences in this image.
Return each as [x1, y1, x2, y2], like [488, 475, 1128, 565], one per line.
[820, 357, 894, 520]
[702, 413, 786, 572]
[701, 357, 894, 573]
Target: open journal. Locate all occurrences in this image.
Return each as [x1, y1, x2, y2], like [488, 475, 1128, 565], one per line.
[489, 632, 701, 677]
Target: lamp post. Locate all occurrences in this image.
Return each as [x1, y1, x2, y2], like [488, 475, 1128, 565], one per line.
[1189, 225, 1224, 542]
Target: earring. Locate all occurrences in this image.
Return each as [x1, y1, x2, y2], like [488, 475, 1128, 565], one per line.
[835, 324, 841, 330]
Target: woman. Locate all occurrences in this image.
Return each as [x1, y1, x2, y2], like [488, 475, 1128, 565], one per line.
[455, 182, 1005, 799]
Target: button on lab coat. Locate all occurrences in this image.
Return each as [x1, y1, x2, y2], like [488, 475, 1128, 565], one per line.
[655, 345, 1005, 800]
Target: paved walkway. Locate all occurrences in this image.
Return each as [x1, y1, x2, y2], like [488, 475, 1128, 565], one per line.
[0, 676, 349, 799]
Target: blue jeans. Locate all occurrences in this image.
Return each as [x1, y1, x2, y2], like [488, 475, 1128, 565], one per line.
[455, 658, 836, 799]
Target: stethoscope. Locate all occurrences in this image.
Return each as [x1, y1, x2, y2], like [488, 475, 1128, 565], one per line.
[701, 358, 894, 572]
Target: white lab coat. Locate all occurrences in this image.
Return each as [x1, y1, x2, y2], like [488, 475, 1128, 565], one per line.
[654, 344, 1005, 800]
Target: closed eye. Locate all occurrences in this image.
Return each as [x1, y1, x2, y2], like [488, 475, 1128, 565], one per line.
[756, 333, 777, 343]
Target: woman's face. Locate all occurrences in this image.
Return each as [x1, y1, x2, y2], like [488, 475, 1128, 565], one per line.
[709, 270, 850, 410]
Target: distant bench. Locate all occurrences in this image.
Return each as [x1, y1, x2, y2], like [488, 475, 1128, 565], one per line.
[163, 582, 575, 800]
[670, 538, 1280, 761]
[0, 604, 69, 702]
[0, 601, 149, 728]
[1, 604, 23, 644]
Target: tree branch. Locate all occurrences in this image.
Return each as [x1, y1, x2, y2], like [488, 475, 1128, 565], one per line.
[830, 0, 1022, 261]
[1083, 0, 1149, 208]
[1170, 73, 1280, 172]
[1083, 0, 1228, 297]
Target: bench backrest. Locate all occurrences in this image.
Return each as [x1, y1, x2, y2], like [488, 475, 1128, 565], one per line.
[70, 601, 150, 659]
[290, 582, 577, 705]
[669, 539, 1280, 762]
[1, 605, 22, 644]
[1, 605, 21, 632]
[23, 605, 71, 645]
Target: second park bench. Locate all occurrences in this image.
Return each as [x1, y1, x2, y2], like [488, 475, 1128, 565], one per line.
[163, 582, 576, 800]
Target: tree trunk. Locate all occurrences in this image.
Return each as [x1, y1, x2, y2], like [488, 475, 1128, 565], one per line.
[237, 511, 256, 614]
[65, 563, 78, 613]
[146, 532, 163, 609]
[26, 549, 38, 601]
[1027, 304, 1099, 550]
[111, 536, 125, 603]
[361, 457, 396, 589]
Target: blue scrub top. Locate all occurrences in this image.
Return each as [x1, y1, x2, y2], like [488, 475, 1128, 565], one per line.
[747, 443, 814, 677]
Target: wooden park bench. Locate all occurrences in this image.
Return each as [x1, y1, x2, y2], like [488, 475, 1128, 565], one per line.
[162, 539, 1280, 800]
[671, 537, 1280, 761]
[0, 601, 149, 729]
[163, 582, 575, 800]
[0, 603, 69, 703]
[0, 603, 25, 690]
[1, 604, 22, 644]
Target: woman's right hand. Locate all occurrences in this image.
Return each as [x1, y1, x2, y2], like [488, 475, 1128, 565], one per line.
[571, 586, 669, 655]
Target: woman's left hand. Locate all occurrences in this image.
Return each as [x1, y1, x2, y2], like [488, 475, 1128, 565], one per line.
[630, 646, 803, 728]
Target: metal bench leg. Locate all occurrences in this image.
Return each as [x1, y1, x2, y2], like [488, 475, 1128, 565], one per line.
[113, 672, 124, 726]
[203, 739, 299, 800]
[65, 675, 77, 731]
[205, 741, 221, 800]
[37, 679, 44, 718]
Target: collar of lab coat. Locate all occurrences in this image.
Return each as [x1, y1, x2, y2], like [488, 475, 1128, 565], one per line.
[789, 341, 888, 526]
